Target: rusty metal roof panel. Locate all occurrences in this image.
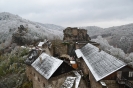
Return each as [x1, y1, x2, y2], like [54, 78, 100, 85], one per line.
[31, 53, 63, 79]
[75, 43, 126, 81]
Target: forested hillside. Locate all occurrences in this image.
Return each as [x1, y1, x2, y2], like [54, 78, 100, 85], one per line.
[0, 12, 63, 44]
[83, 23, 133, 53]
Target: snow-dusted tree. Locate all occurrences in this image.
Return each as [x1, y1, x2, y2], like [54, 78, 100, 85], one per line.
[0, 37, 12, 50]
[109, 48, 126, 60]
[93, 36, 126, 61]
[126, 53, 133, 64]
[92, 36, 113, 52]
[118, 36, 132, 53]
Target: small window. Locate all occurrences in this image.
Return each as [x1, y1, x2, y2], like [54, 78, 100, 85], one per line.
[38, 77, 40, 82]
[129, 71, 133, 77]
[43, 83, 45, 87]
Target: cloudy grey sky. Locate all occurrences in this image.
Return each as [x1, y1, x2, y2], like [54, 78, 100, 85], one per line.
[0, 0, 133, 28]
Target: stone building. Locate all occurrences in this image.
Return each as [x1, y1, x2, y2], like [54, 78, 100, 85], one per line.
[25, 27, 133, 88]
[25, 38, 89, 88]
[75, 43, 133, 88]
[61, 27, 99, 57]
[25, 52, 89, 88]
[26, 53, 73, 88]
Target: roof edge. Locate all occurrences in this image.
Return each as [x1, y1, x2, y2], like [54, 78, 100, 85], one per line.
[96, 64, 127, 81]
[75, 48, 127, 82]
[31, 53, 63, 80]
[46, 58, 63, 79]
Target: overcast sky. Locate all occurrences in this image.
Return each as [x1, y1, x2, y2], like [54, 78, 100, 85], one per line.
[0, 0, 133, 28]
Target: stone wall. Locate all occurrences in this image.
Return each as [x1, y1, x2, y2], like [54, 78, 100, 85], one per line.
[26, 66, 77, 88]
[63, 27, 90, 42]
[26, 66, 48, 88]
[89, 72, 103, 88]
[104, 80, 119, 88]
[52, 43, 68, 56]
[79, 59, 103, 88]
[75, 43, 87, 49]
[80, 59, 89, 75]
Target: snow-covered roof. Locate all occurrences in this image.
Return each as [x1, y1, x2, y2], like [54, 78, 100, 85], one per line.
[75, 49, 83, 58]
[75, 43, 126, 81]
[100, 81, 106, 86]
[31, 53, 63, 79]
[73, 71, 81, 88]
[60, 71, 81, 88]
[61, 77, 76, 88]
[38, 42, 45, 47]
[21, 46, 26, 48]
[70, 61, 76, 64]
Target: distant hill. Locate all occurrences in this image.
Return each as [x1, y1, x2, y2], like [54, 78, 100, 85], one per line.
[103, 24, 133, 53]
[82, 24, 133, 53]
[36, 23, 64, 31]
[0, 12, 64, 44]
[0, 12, 133, 53]
[80, 26, 104, 37]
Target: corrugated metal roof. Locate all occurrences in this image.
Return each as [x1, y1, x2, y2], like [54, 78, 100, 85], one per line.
[38, 42, 45, 47]
[31, 53, 63, 79]
[75, 43, 126, 81]
[61, 77, 76, 88]
[73, 71, 81, 88]
[60, 71, 81, 88]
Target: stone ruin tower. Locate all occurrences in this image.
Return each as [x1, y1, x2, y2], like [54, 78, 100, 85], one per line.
[63, 27, 91, 56]
[63, 27, 91, 42]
